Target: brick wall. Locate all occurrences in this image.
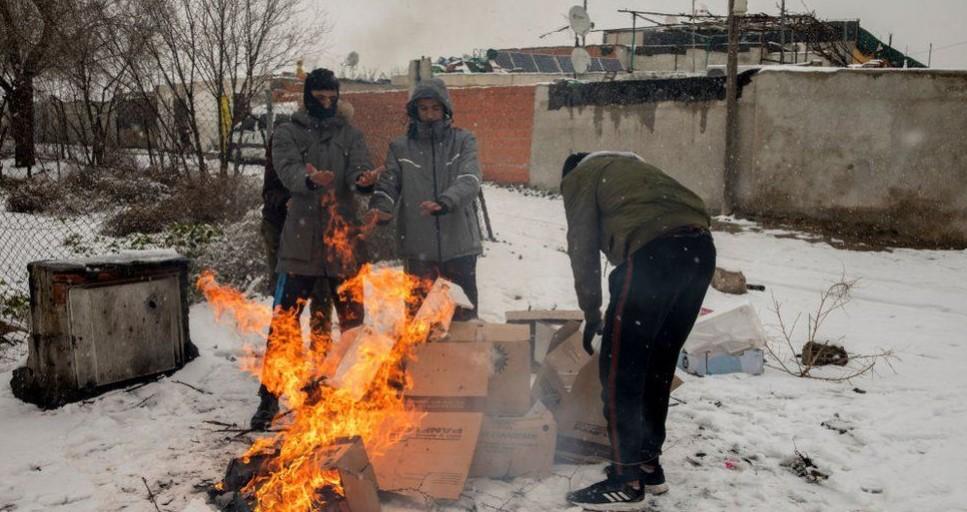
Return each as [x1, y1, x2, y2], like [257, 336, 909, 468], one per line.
[343, 85, 535, 184]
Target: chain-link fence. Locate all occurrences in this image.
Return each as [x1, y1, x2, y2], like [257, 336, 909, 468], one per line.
[0, 104, 267, 343]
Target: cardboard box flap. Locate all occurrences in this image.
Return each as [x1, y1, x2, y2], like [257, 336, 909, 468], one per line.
[543, 327, 591, 388]
[506, 309, 584, 323]
[318, 438, 381, 512]
[469, 403, 557, 479]
[371, 411, 483, 501]
[546, 320, 581, 355]
[531, 362, 568, 416]
[556, 355, 684, 464]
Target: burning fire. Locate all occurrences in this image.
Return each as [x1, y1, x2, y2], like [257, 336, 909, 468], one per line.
[197, 263, 453, 511]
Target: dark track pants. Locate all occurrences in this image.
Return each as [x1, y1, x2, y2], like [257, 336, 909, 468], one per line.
[270, 273, 364, 349]
[600, 229, 716, 482]
[405, 255, 479, 321]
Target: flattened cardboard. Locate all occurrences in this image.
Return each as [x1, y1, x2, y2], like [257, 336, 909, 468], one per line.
[469, 404, 557, 479]
[505, 310, 585, 323]
[445, 321, 532, 416]
[370, 342, 489, 500]
[318, 437, 381, 512]
[556, 355, 684, 464]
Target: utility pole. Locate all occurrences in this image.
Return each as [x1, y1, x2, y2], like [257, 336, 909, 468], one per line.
[691, 0, 697, 72]
[779, 0, 786, 64]
[629, 12, 637, 73]
[723, 0, 742, 214]
[928, 43, 933, 67]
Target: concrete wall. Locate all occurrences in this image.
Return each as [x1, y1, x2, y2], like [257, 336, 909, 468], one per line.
[528, 84, 727, 212]
[735, 68, 967, 245]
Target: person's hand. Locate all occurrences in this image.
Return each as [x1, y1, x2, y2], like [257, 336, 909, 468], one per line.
[356, 166, 384, 187]
[306, 163, 335, 187]
[365, 208, 393, 226]
[286, 198, 293, 209]
[582, 310, 603, 355]
[420, 200, 444, 216]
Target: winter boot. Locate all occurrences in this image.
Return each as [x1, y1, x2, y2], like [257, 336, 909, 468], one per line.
[250, 385, 279, 431]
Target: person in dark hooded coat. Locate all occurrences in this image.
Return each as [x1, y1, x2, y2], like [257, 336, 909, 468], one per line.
[250, 68, 381, 430]
[368, 78, 483, 320]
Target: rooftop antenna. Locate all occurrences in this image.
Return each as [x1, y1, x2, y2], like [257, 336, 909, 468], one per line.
[569, 4, 593, 46]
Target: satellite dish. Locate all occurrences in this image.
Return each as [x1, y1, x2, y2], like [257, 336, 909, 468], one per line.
[568, 5, 592, 37]
[344, 51, 359, 68]
[571, 47, 591, 74]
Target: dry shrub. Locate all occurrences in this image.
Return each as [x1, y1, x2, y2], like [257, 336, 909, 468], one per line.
[4, 176, 61, 214]
[102, 174, 261, 237]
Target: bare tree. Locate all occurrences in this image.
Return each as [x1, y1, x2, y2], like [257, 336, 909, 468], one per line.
[40, 0, 140, 167]
[194, 0, 321, 175]
[118, 0, 320, 179]
[0, 0, 66, 170]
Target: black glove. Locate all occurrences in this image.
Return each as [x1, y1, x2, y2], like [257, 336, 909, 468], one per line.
[582, 311, 602, 355]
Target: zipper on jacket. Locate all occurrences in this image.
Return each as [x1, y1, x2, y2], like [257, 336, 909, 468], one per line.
[431, 129, 443, 262]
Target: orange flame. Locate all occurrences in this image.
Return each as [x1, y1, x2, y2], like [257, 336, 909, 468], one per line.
[196, 263, 447, 512]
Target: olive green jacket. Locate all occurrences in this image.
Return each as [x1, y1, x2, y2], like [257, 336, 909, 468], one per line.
[561, 153, 710, 318]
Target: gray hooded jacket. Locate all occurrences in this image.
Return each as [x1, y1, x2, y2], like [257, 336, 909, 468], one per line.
[272, 109, 372, 277]
[370, 79, 483, 262]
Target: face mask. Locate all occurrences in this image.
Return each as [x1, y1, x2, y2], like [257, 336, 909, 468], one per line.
[305, 90, 338, 120]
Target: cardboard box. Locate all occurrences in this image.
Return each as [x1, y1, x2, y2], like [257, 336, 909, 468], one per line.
[555, 355, 683, 464]
[505, 310, 585, 323]
[678, 348, 765, 376]
[469, 404, 557, 479]
[370, 342, 489, 500]
[506, 310, 583, 365]
[317, 437, 382, 512]
[445, 321, 532, 417]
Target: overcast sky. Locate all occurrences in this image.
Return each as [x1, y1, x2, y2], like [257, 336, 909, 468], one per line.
[305, 0, 966, 75]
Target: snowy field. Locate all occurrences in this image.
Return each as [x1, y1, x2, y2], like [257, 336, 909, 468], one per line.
[2, 183, 966, 511]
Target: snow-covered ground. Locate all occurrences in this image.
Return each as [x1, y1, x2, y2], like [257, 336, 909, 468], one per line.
[2, 184, 966, 511]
